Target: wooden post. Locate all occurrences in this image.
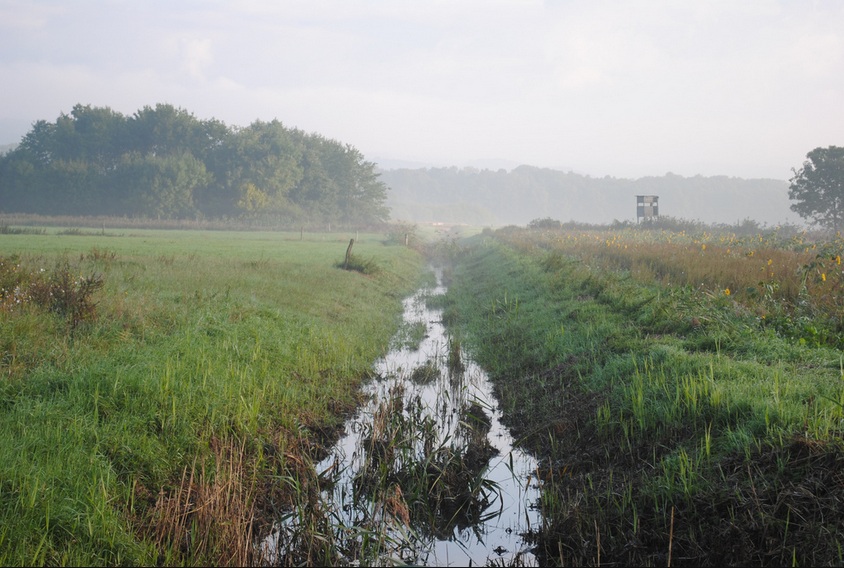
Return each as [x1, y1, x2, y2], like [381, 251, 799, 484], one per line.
[300, 226, 304, 241]
[343, 238, 355, 269]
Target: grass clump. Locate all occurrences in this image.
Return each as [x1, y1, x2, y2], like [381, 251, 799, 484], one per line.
[390, 320, 428, 351]
[0, 224, 46, 235]
[338, 253, 381, 275]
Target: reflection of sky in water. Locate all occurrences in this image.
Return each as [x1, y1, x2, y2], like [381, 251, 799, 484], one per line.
[269, 271, 541, 566]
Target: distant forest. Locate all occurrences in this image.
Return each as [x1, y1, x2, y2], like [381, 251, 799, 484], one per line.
[380, 166, 801, 227]
[0, 104, 389, 225]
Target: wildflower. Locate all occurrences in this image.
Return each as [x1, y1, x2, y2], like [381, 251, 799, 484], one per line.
[701, 244, 706, 251]
[822, 273, 827, 282]
[837, 255, 841, 266]
[724, 288, 731, 296]
[767, 259, 773, 266]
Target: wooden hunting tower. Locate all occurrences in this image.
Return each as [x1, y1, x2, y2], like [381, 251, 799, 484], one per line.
[636, 195, 659, 222]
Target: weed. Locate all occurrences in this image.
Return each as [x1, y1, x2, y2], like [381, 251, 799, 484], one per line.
[338, 254, 381, 275]
[85, 247, 117, 263]
[0, 256, 104, 328]
[27, 261, 104, 328]
[409, 359, 440, 384]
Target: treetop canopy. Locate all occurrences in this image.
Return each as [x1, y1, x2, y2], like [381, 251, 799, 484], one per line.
[0, 103, 389, 225]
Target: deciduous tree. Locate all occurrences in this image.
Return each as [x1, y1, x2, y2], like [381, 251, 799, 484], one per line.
[789, 146, 844, 231]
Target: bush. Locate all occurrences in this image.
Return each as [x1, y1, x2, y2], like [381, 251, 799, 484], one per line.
[0, 256, 104, 328]
[527, 217, 562, 230]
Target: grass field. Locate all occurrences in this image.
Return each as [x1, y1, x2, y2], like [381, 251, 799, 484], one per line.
[5, 218, 844, 565]
[0, 228, 424, 565]
[443, 223, 844, 566]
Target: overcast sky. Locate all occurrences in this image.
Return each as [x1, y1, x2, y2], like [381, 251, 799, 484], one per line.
[1, 0, 842, 180]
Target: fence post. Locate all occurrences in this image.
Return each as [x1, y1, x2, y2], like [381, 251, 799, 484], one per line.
[343, 238, 355, 269]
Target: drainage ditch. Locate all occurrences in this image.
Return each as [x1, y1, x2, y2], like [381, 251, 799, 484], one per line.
[262, 269, 541, 566]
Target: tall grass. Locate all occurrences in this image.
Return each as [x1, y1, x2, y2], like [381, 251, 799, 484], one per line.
[0, 228, 424, 565]
[509, 224, 844, 347]
[444, 229, 844, 566]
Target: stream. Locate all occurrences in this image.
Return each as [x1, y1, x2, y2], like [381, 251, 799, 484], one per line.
[263, 269, 541, 566]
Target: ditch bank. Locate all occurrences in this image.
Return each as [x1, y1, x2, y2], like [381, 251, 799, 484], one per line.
[259, 267, 541, 566]
[440, 236, 844, 566]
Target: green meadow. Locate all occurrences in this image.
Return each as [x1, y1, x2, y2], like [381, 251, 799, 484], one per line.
[5, 220, 844, 566]
[0, 228, 424, 565]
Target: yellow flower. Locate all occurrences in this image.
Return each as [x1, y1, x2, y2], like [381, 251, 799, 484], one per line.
[701, 244, 706, 251]
[837, 255, 841, 266]
[724, 288, 731, 296]
[822, 273, 827, 282]
[767, 259, 773, 266]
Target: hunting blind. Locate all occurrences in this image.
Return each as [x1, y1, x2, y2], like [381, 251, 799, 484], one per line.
[636, 195, 659, 222]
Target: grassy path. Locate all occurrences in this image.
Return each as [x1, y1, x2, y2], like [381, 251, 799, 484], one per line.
[444, 235, 844, 566]
[0, 229, 424, 565]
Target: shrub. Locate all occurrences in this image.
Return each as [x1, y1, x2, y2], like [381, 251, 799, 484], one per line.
[0, 256, 104, 328]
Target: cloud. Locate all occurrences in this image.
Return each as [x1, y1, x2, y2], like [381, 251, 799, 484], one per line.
[0, 0, 66, 32]
[180, 38, 214, 81]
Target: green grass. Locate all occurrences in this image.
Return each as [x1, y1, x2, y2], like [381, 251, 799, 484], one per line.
[0, 228, 424, 565]
[443, 234, 844, 566]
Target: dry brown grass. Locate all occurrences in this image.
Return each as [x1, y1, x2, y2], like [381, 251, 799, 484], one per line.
[149, 436, 258, 566]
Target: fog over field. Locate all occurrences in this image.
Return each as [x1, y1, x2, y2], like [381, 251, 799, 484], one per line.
[380, 166, 802, 227]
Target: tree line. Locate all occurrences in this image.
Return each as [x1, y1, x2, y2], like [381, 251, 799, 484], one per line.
[0, 104, 389, 225]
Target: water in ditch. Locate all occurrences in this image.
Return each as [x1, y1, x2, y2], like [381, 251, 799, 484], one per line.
[262, 269, 541, 566]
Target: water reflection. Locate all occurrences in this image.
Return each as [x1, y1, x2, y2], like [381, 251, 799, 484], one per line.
[265, 269, 541, 566]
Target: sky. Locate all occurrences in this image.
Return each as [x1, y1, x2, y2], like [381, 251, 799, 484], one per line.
[1, 0, 842, 180]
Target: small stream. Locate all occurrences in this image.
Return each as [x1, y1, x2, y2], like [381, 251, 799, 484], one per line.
[263, 269, 541, 566]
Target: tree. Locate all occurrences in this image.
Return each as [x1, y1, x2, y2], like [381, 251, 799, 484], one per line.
[110, 152, 210, 217]
[129, 104, 227, 161]
[789, 146, 844, 231]
[0, 103, 390, 225]
[204, 120, 303, 218]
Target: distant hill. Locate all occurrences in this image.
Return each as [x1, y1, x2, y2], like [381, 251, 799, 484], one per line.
[379, 165, 801, 227]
